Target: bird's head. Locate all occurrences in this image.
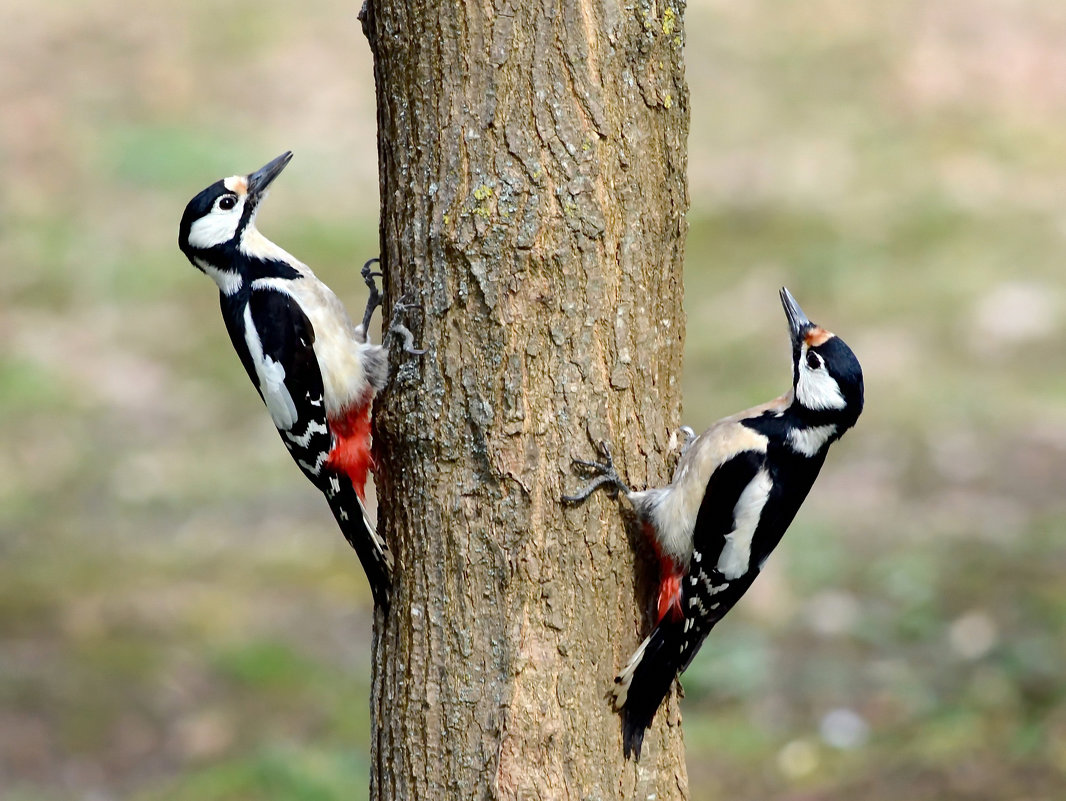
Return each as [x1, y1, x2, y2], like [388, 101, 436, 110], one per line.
[177, 151, 293, 291]
[780, 287, 864, 429]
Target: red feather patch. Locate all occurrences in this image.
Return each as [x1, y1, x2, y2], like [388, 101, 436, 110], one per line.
[641, 521, 685, 624]
[326, 404, 374, 501]
[656, 558, 685, 624]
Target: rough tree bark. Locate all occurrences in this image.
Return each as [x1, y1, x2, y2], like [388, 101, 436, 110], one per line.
[362, 0, 690, 796]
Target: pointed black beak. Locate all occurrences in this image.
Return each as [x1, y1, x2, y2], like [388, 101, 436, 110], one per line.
[247, 151, 293, 198]
[780, 286, 812, 343]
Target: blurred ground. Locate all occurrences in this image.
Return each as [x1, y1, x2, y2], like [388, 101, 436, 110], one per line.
[1, 0, 1065, 799]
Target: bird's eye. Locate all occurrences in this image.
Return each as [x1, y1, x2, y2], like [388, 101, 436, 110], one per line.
[806, 350, 822, 370]
[218, 195, 237, 211]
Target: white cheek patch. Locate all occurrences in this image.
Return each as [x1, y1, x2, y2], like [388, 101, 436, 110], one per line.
[242, 304, 298, 430]
[187, 199, 245, 249]
[796, 350, 846, 411]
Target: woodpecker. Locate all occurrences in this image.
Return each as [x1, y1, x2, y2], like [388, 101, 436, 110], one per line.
[565, 288, 863, 759]
[177, 151, 421, 608]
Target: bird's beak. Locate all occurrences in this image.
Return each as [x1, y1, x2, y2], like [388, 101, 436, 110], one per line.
[780, 287, 813, 343]
[247, 151, 293, 198]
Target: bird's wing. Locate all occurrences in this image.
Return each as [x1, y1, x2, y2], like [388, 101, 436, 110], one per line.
[241, 288, 334, 480]
[675, 449, 769, 665]
[227, 288, 392, 604]
[689, 447, 767, 569]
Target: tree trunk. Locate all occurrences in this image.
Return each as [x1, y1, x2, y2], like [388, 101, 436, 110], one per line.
[363, 0, 690, 796]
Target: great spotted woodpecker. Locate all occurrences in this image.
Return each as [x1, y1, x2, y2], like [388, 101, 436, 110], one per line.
[177, 152, 421, 608]
[565, 288, 863, 759]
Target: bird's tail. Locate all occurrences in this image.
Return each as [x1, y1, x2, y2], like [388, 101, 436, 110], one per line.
[322, 473, 393, 608]
[611, 618, 696, 760]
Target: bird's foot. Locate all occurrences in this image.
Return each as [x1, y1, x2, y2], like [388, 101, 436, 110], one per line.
[387, 293, 426, 356]
[358, 258, 384, 342]
[563, 440, 631, 503]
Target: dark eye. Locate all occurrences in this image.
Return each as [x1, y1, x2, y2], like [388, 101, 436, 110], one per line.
[218, 195, 237, 211]
[806, 350, 822, 369]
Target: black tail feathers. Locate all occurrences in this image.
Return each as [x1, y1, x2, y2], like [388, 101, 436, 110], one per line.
[612, 620, 690, 760]
[322, 474, 393, 608]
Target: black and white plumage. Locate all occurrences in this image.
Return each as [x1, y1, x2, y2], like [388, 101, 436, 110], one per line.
[177, 152, 412, 608]
[566, 288, 864, 759]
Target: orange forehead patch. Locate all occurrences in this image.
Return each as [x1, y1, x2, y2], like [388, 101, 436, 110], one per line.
[805, 327, 834, 347]
[223, 175, 249, 195]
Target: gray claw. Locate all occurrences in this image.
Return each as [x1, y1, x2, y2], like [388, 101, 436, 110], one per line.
[563, 440, 631, 503]
[388, 293, 426, 356]
[359, 259, 384, 342]
[361, 257, 381, 282]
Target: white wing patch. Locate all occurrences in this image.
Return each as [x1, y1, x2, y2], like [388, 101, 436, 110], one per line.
[788, 424, 838, 457]
[242, 304, 298, 430]
[716, 468, 773, 580]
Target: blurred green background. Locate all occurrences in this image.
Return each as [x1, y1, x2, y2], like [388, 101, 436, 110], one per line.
[2, 0, 1065, 798]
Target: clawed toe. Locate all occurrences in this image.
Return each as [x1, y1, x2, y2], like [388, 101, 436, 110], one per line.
[563, 440, 631, 503]
[354, 263, 426, 357]
[388, 294, 426, 356]
[572, 457, 611, 472]
[359, 259, 385, 340]
[361, 257, 382, 283]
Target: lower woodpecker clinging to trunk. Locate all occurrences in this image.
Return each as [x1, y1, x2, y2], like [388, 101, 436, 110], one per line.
[565, 287, 864, 759]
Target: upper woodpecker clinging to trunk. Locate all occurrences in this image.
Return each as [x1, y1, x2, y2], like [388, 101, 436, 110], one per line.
[565, 287, 864, 759]
[177, 151, 422, 608]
